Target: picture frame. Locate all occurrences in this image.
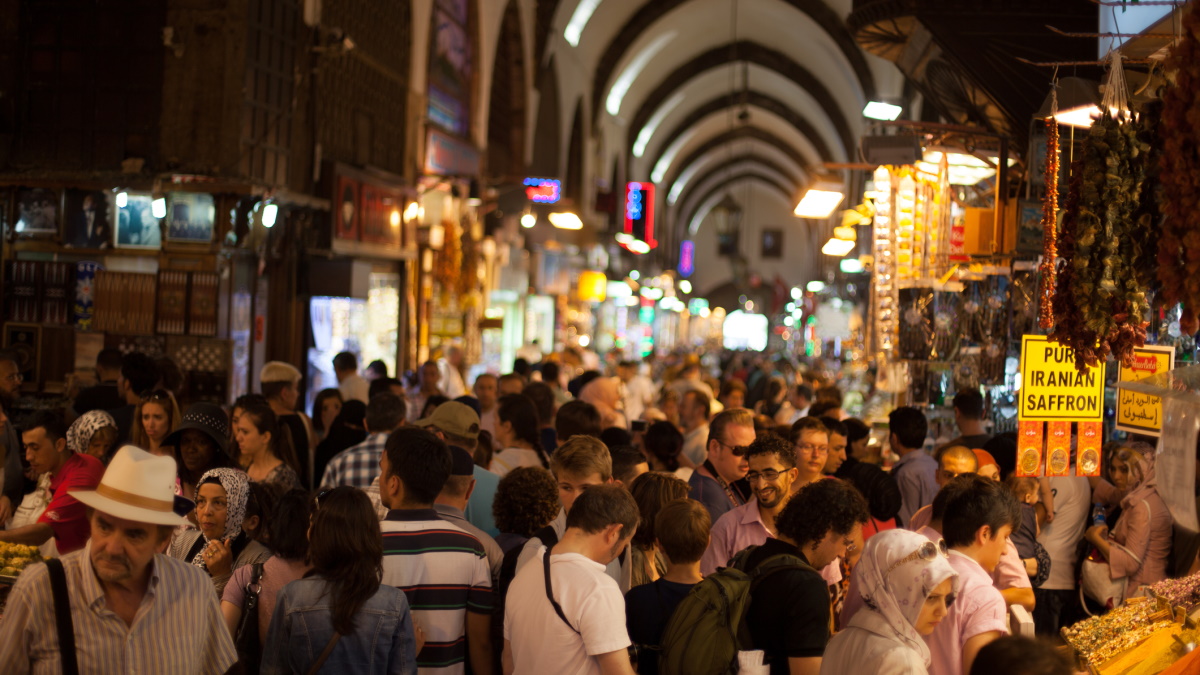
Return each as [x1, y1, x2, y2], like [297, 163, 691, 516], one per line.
[3, 322, 41, 388]
[1016, 200, 1043, 256]
[335, 175, 360, 240]
[14, 187, 60, 237]
[761, 228, 783, 258]
[113, 192, 162, 249]
[62, 189, 113, 249]
[166, 192, 216, 244]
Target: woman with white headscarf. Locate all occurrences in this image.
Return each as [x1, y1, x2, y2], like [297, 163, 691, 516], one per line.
[168, 467, 270, 595]
[821, 529, 958, 675]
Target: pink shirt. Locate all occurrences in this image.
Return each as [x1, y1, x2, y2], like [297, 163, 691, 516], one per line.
[700, 498, 842, 586]
[222, 556, 312, 643]
[907, 504, 1030, 592]
[925, 551, 1009, 675]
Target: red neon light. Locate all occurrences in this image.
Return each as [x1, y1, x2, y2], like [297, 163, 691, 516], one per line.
[623, 182, 657, 249]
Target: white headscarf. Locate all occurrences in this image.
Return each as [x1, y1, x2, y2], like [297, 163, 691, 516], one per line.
[190, 468, 250, 570]
[853, 529, 958, 666]
[66, 410, 116, 454]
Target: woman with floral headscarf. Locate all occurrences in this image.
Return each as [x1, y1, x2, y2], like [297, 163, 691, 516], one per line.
[66, 410, 119, 463]
[168, 467, 270, 595]
[821, 529, 958, 675]
[1086, 441, 1173, 600]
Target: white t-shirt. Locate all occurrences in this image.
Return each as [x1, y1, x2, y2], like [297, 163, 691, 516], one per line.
[1038, 470, 1091, 590]
[489, 447, 544, 477]
[504, 549, 631, 675]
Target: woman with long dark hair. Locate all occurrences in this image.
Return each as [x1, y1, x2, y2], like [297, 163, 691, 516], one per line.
[488, 394, 549, 476]
[262, 486, 417, 674]
[234, 399, 302, 491]
[312, 388, 344, 443]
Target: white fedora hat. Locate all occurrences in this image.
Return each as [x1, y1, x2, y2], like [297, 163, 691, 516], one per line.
[71, 445, 194, 526]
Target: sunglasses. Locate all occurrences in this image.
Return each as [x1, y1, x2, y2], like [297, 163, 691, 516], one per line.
[140, 389, 174, 403]
[885, 538, 950, 577]
[715, 439, 749, 457]
[314, 488, 333, 511]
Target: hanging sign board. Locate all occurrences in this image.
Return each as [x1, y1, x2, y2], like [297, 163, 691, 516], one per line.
[1018, 335, 1105, 422]
[1115, 345, 1175, 436]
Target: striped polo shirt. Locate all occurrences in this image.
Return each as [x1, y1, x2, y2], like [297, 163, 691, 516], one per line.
[381, 508, 493, 674]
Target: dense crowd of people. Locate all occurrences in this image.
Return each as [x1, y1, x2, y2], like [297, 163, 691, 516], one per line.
[0, 346, 1157, 674]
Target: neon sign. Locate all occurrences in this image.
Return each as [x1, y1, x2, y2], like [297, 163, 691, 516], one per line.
[524, 177, 561, 204]
[678, 240, 694, 277]
[624, 182, 656, 250]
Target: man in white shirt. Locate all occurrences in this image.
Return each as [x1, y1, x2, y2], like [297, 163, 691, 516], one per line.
[1034, 468, 1091, 634]
[679, 390, 711, 467]
[503, 484, 638, 675]
[333, 351, 369, 403]
[474, 374, 499, 442]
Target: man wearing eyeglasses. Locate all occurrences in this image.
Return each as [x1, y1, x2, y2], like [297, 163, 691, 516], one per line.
[700, 434, 798, 576]
[687, 408, 754, 522]
[789, 417, 831, 492]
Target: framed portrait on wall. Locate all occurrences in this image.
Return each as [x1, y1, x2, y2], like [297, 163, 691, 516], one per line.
[113, 192, 162, 249]
[63, 189, 112, 249]
[14, 187, 59, 237]
[761, 228, 783, 258]
[3, 322, 41, 387]
[166, 192, 216, 244]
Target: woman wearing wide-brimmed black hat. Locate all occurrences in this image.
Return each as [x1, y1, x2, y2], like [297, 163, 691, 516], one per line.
[163, 402, 237, 503]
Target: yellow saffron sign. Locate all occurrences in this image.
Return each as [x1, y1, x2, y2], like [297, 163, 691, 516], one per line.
[1115, 345, 1174, 436]
[1018, 335, 1105, 422]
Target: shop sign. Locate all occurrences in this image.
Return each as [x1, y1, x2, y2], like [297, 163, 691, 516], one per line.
[425, 129, 480, 177]
[678, 240, 694, 278]
[1018, 335, 1104, 422]
[623, 182, 656, 249]
[524, 177, 561, 204]
[1116, 344, 1174, 435]
[948, 219, 968, 262]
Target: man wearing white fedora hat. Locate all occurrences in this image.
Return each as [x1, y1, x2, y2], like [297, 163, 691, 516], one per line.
[0, 445, 237, 674]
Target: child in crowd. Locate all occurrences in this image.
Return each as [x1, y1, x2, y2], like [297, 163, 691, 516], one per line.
[1006, 476, 1049, 586]
[625, 499, 709, 675]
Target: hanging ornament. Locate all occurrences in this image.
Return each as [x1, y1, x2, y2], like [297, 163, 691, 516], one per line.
[1038, 85, 1060, 330]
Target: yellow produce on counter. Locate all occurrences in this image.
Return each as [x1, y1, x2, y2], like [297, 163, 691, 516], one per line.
[0, 542, 44, 577]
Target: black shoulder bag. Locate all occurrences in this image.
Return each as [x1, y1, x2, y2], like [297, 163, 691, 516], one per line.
[46, 558, 79, 675]
[541, 549, 580, 634]
[234, 563, 265, 673]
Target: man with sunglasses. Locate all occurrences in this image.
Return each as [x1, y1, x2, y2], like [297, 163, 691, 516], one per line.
[700, 434, 798, 575]
[925, 475, 1021, 675]
[687, 408, 754, 522]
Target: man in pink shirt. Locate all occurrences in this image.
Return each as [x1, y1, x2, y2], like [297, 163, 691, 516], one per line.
[925, 475, 1021, 675]
[702, 434, 843, 587]
[701, 435, 797, 575]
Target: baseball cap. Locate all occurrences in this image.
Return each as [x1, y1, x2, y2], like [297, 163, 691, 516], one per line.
[260, 361, 302, 384]
[415, 401, 480, 440]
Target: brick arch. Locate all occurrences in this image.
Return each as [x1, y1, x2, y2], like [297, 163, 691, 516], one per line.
[661, 127, 809, 196]
[624, 42, 856, 163]
[591, 0, 875, 127]
[678, 172, 795, 239]
[674, 153, 802, 223]
[486, 0, 528, 182]
[640, 90, 835, 177]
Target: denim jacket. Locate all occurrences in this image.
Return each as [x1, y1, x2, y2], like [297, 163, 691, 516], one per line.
[261, 576, 417, 675]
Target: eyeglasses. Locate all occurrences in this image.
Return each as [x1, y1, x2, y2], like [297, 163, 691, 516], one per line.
[746, 469, 788, 484]
[715, 439, 749, 457]
[885, 539, 950, 576]
[795, 442, 829, 457]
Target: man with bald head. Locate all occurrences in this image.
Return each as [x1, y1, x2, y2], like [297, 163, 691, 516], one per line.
[906, 446, 978, 531]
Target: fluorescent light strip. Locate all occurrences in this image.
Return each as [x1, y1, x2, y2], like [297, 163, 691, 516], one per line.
[564, 0, 602, 47]
[633, 92, 686, 158]
[606, 31, 675, 117]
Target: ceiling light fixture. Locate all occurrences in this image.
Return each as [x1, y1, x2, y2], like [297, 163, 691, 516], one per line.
[821, 237, 855, 257]
[863, 101, 903, 121]
[794, 177, 846, 219]
[548, 212, 583, 230]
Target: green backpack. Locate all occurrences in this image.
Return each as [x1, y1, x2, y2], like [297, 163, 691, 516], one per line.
[658, 545, 811, 675]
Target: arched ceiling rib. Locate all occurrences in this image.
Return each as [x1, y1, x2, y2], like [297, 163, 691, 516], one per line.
[683, 175, 795, 237]
[641, 91, 836, 178]
[663, 127, 809, 198]
[675, 156, 799, 222]
[589, 0, 876, 127]
[676, 165, 798, 240]
[667, 140, 808, 206]
[623, 42, 857, 164]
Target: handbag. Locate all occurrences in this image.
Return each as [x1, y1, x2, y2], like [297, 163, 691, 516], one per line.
[234, 563, 265, 673]
[1081, 499, 1149, 611]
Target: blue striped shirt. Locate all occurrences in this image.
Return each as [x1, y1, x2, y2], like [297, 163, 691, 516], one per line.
[0, 540, 237, 675]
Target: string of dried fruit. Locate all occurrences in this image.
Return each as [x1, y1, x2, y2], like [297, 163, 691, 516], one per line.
[1048, 157, 1097, 364]
[1038, 115, 1059, 330]
[1099, 111, 1150, 366]
[1158, 8, 1200, 334]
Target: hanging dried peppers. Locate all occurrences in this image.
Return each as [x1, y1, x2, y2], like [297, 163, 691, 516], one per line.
[1157, 9, 1200, 334]
[1038, 115, 1060, 330]
[1048, 111, 1150, 370]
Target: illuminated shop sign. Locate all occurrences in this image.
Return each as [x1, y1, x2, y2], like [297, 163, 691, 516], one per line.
[524, 177, 561, 204]
[624, 182, 656, 249]
[678, 240, 694, 277]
